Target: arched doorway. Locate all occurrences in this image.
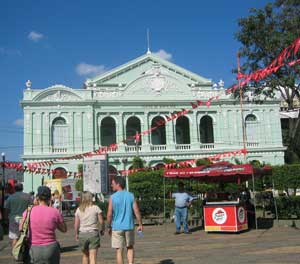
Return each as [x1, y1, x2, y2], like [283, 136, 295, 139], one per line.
[52, 167, 67, 179]
[200, 116, 214, 143]
[151, 116, 166, 145]
[126, 116, 141, 145]
[176, 116, 190, 144]
[101, 117, 116, 146]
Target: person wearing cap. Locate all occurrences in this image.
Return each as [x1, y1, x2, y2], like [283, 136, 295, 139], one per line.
[19, 186, 67, 264]
[4, 183, 31, 247]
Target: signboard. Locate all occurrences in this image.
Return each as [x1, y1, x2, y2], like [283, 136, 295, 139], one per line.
[44, 178, 80, 201]
[204, 205, 248, 232]
[83, 154, 108, 194]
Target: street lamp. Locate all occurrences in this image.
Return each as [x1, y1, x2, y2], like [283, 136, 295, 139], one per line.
[1, 152, 5, 216]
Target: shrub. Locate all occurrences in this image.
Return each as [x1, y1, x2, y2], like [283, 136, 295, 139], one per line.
[268, 196, 300, 219]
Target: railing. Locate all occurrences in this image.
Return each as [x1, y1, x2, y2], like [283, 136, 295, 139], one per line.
[125, 145, 142, 152]
[175, 144, 191, 150]
[150, 145, 167, 151]
[52, 147, 67, 153]
[200, 143, 215, 149]
[246, 142, 259, 148]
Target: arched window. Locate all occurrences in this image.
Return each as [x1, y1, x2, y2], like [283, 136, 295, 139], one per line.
[51, 117, 68, 150]
[53, 167, 67, 179]
[101, 117, 116, 146]
[176, 116, 190, 144]
[245, 114, 258, 142]
[126, 116, 141, 145]
[151, 116, 166, 145]
[200, 116, 214, 143]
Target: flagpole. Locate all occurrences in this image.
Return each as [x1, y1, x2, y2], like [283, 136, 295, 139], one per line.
[135, 131, 139, 157]
[237, 52, 247, 163]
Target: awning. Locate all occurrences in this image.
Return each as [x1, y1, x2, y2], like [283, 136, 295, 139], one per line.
[164, 162, 271, 183]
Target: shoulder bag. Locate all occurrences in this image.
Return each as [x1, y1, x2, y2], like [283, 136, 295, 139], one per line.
[12, 206, 33, 262]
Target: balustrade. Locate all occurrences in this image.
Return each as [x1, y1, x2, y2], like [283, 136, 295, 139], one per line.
[51, 147, 67, 153]
[200, 143, 215, 149]
[150, 145, 167, 151]
[175, 144, 191, 150]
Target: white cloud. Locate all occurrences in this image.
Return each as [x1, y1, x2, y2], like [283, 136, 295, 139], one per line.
[28, 31, 44, 42]
[14, 118, 24, 127]
[153, 49, 172, 61]
[75, 63, 107, 76]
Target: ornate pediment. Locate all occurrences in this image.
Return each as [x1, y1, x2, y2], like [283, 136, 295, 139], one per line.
[125, 66, 189, 97]
[86, 53, 212, 88]
[33, 85, 82, 102]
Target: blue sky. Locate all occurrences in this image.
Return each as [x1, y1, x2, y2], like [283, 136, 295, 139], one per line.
[0, 0, 271, 161]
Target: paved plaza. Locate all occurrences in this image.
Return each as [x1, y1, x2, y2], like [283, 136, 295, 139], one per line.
[1, 218, 300, 264]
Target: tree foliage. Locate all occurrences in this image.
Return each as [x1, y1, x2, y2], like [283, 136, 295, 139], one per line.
[273, 164, 300, 195]
[236, 0, 300, 108]
[131, 156, 144, 169]
[195, 158, 212, 166]
[235, 0, 300, 156]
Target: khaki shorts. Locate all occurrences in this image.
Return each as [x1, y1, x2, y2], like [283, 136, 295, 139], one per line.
[112, 230, 135, 248]
[78, 232, 100, 251]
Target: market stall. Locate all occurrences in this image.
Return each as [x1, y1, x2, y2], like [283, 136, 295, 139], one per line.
[164, 162, 271, 232]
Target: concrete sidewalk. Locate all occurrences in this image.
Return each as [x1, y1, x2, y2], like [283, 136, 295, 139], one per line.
[1, 218, 300, 264]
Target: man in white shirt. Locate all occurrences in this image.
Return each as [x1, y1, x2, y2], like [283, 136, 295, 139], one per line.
[172, 182, 193, 234]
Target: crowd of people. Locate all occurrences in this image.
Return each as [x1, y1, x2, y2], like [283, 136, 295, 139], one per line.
[0, 177, 257, 264]
[1, 177, 143, 264]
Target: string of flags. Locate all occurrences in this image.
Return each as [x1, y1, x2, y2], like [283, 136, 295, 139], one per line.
[226, 37, 300, 94]
[26, 99, 220, 168]
[119, 148, 247, 176]
[1, 162, 82, 178]
[2, 148, 247, 178]
[8, 37, 297, 172]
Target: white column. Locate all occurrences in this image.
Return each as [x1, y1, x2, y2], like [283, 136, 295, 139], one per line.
[191, 111, 199, 149]
[24, 111, 32, 154]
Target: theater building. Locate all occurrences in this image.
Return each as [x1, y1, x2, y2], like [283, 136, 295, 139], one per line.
[21, 52, 285, 192]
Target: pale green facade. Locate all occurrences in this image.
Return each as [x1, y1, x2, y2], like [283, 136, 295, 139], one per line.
[21, 53, 285, 192]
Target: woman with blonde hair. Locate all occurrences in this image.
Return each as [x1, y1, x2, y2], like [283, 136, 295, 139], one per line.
[52, 190, 62, 212]
[74, 191, 104, 264]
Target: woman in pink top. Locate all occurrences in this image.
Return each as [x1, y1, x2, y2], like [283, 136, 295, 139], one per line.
[20, 186, 67, 264]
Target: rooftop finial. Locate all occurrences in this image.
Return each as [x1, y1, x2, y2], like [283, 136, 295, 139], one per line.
[26, 80, 32, 90]
[146, 29, 151, 54]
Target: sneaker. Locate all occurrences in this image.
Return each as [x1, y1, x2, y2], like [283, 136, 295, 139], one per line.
[184, 231, 192, 234]
[174, 231, 181, 235]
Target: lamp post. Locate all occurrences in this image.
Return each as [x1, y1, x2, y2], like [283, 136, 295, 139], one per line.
[1, 152, 5, 216]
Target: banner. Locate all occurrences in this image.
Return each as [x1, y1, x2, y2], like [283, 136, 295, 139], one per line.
[83, 154, 108, 194]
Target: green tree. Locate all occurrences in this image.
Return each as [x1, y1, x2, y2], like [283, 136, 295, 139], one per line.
[235, 0, 300, 155]
[273, 164, 300, 196]
[131, 156, 144, 169]
[195, 158, 212, 166]
[162, 157, 177, 164]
